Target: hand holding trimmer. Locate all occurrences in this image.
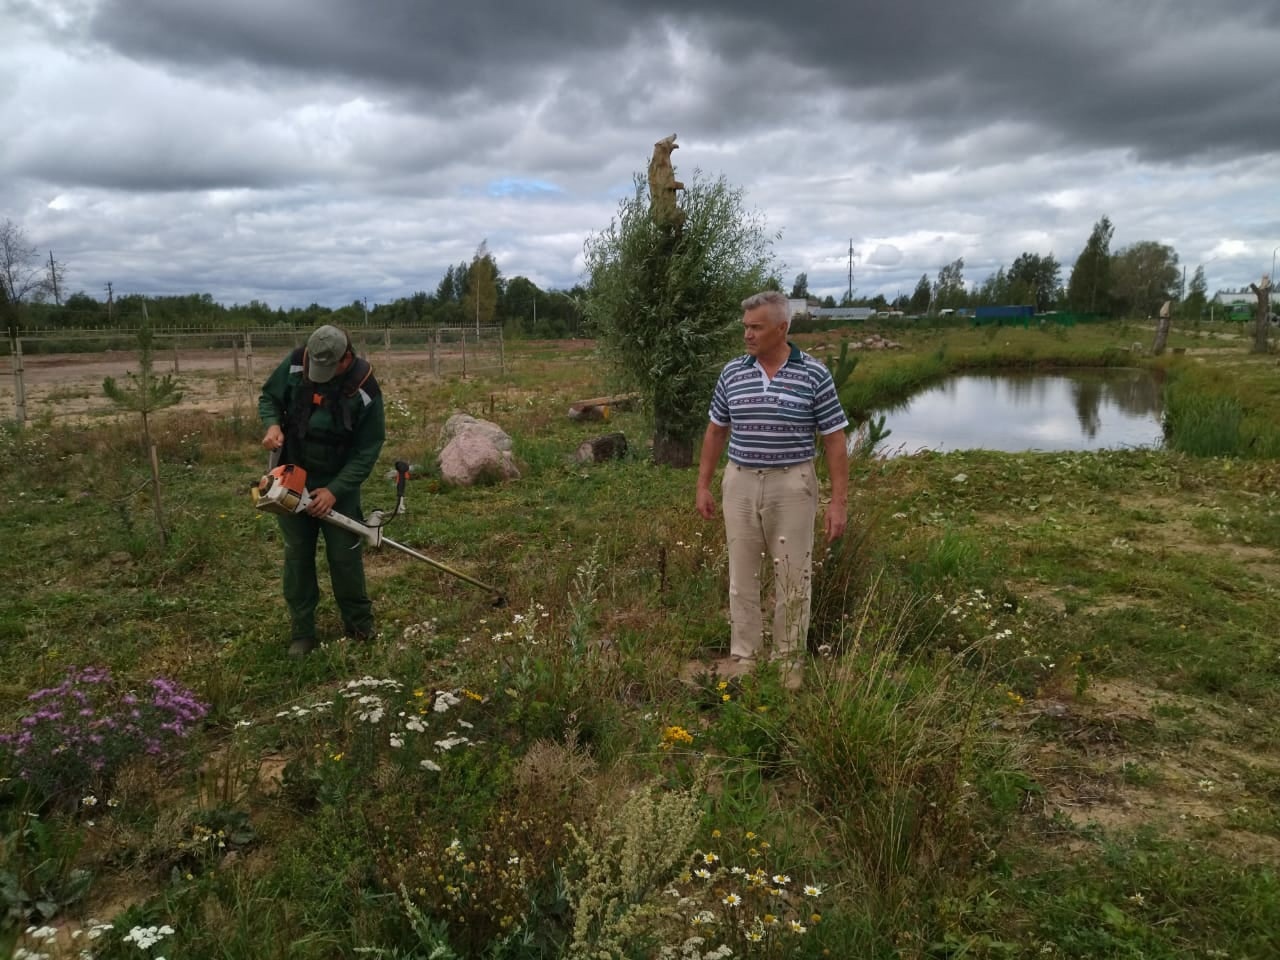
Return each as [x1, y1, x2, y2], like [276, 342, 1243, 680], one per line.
[253, 461, 506, 606]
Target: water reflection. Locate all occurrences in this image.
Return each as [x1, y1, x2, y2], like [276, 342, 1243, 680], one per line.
[868, 368, 1165, 454]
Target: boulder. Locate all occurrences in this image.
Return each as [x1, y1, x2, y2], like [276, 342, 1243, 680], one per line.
[437, 414, 520, 486]
[439, 413, 513, 451]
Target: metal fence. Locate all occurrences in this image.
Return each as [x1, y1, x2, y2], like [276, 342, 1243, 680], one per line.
[4, 324, 505, 425]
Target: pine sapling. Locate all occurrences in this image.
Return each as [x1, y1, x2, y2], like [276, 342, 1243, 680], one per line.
[102, 303, 183, 544]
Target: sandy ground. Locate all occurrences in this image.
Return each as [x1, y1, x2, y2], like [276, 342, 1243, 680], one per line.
[1, 346, 502, 423]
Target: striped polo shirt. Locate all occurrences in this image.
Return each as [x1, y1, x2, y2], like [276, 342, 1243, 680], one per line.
[709, 344, 849, 466]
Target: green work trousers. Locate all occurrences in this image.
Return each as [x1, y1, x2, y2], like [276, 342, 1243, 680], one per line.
[277, 486, 374, 642]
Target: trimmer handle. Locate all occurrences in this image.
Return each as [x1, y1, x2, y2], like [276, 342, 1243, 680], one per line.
[394, 460, 410, 500]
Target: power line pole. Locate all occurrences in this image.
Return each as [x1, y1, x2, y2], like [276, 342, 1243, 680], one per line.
[847, 239, 854, 303]
[105, 282, 113, 324]
[48, 251, 61, 305]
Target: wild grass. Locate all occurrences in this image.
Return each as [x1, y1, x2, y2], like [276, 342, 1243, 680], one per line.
[2, 321, 1280, 957]
[1161, 362, 1280, 457]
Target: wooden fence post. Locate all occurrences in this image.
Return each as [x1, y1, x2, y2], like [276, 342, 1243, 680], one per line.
[11, 335, 26, 425]
[245, 333, 254, 384]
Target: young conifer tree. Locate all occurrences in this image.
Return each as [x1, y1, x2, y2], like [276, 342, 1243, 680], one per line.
[102, 304, 183, 544]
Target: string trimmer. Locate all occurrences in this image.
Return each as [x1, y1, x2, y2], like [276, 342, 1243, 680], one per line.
[252, 460, 506, 606]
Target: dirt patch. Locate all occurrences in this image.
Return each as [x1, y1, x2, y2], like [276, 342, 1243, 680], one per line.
[1086, 678, 1231, 731]
[1, 347, 504, 426]
[1019, 679, 1280, 861]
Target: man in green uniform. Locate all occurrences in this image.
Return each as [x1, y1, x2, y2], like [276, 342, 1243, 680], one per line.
[258, 325, 386, 656]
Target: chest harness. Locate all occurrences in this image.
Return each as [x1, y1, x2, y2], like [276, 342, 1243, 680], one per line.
[282, 346, 380, 457]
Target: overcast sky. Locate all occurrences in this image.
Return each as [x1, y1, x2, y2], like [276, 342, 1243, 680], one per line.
[3, 0, 1279, 310]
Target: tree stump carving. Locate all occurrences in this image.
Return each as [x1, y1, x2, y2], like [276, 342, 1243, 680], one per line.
[647, 134, 685, 230]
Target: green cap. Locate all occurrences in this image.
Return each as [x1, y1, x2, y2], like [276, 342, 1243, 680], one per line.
[306, 325, 349, 383]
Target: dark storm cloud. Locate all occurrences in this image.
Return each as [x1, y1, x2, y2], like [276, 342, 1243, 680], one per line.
[88, 0, 635, 97]
[87, 0, 1280, 163]
[6, 0, 1277, 307]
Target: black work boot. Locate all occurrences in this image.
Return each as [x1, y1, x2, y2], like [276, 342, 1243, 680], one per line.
[288, 636, 317, 658]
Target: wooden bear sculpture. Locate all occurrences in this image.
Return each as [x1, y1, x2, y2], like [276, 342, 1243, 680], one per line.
[647, 133, 685, 230]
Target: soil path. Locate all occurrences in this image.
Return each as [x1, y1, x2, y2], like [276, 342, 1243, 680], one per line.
[1, 347, 499, 422]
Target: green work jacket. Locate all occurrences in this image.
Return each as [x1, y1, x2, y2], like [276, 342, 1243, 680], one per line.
[258, 347, 386, 496]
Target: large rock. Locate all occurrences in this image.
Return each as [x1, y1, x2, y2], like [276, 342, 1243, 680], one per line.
[437, 414, 520, 486]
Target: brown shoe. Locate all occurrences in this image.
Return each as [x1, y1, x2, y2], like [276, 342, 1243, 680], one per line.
[781, 663, 804, 690]
[715, 656, 755, 678]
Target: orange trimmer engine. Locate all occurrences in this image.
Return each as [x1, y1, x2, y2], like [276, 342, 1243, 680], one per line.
[255, 463, 311, 516]
[249, 458, 507, 606]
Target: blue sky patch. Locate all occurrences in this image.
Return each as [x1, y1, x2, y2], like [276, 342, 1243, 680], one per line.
[486, 177, 562, 198]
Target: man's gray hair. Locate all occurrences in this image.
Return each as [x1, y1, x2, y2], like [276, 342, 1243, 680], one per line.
[741, 290, 791, 330]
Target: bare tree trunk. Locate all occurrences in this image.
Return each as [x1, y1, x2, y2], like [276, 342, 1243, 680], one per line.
[149, 442, 168, 546]
[652, 425, 693, 467]
[1152, 300, 1173, 355]
[1250, 279, 1273, 354]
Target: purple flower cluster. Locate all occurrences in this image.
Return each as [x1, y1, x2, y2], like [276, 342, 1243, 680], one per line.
[0, 665, 208, 807]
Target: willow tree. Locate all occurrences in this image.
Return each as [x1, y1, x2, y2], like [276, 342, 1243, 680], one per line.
[584, 171, 773, 467]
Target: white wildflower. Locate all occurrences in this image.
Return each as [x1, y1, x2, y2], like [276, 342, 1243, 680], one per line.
[433, 691, 462, 714]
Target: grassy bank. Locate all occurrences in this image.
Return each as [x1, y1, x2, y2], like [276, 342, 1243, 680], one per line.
[2, 321, 1279, 958]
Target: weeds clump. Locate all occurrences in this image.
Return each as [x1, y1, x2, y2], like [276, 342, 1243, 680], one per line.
[1162, 362, 1280, 456]
[0, 665, 207, 810]
[1163, 391, 1243, 456]
[659, 836, 829, 957]
[271, 676, 497, 818]
[382, 736, 599, 955]
[790, 617, 989, 921]
[563, 778, 705, 958]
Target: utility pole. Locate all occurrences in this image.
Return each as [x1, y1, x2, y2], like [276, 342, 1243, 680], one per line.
[105, 282, 114, 324]
[362, 297, 369, 324]
[847, 239, 854, 303]
[48, 251, 61, 305]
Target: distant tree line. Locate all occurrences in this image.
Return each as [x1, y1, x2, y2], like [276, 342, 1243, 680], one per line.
[791, 215, 1203, 321]
[2, 225, 587, 339]
[0, 212, 1246, 340]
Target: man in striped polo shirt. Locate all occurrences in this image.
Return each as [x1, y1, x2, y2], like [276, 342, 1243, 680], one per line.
[696, 290, 849, 687]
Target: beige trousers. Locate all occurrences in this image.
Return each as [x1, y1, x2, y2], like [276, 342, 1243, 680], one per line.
[721, 460, 818, 663]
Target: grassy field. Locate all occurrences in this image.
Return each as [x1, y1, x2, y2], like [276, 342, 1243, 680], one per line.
[2, 319, 1278, 958]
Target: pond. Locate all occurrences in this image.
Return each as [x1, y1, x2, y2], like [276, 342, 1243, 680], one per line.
[867, 368, 1166, 455]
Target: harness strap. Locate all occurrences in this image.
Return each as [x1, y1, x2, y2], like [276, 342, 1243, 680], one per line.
[282, 349, 378, 453]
